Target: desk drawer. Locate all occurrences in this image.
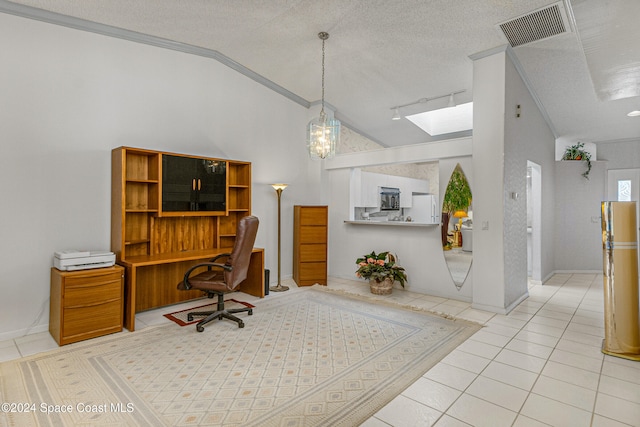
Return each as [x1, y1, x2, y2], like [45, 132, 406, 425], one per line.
[298, 262, 327, 281]
[65, 270, 122, 287]
[299, 207, 328, 225]
[299, 226, 327, 243]
[50, 266, 124, 346]
[64, 279, 122, 308]
[299, 244, 327, 262]
[63, 299, 122, 338]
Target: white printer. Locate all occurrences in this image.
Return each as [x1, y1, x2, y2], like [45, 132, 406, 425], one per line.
[53, 250, 116, 271]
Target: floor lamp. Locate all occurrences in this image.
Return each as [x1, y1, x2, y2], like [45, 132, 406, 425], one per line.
[270, 183, 289, 292]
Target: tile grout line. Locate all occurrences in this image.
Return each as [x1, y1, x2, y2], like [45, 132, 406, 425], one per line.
[519, 274, 601, 424]
[430, 274, 594, 425]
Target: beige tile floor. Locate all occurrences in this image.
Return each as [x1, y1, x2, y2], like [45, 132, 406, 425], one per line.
[1, 273, 638, 426]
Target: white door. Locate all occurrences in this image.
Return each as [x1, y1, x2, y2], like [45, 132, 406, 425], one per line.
[607, 169, 640, 255]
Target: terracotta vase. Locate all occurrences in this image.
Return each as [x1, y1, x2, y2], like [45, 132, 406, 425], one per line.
[369, 277, 394, 295]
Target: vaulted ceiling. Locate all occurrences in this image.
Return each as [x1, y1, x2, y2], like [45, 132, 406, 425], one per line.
[3, 0, 639, 147]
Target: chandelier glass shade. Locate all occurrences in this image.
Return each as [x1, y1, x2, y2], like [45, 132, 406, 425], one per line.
[307, 32, 340, 160]
[307, 111, 339, 159]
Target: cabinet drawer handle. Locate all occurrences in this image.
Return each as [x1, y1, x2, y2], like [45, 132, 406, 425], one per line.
[192, 178, 196, 191]
[66, 279, 120, 289]
[65, 296, 121, 309]
[198, 179, 201, 191]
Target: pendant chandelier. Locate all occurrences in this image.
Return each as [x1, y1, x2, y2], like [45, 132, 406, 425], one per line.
[307, 32, 340, 160]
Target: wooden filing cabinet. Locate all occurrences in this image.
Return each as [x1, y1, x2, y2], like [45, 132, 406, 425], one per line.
[50, 265, 124, 345]
[293, 205, 328, 286]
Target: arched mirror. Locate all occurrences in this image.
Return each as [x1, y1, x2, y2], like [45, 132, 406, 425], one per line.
[442, 164, 472, 289]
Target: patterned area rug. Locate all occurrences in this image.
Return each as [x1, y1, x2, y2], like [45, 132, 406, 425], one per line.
[163, 300, 255, 326]
[0, 287, 481, 426]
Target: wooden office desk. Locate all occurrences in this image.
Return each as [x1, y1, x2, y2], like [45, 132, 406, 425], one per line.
[119, 247, 264, 331]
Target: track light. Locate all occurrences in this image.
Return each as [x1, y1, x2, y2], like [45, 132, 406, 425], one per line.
[390, 90, 465, 120]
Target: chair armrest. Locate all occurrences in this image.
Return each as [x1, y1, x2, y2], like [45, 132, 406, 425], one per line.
[210, 253, 231, 262]
[182, 262, 233, 290]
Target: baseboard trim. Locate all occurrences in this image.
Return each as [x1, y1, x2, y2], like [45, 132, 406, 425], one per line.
[471, 290, 529, 315]
[551, 270, 601, 274]
[0, 323, 49, 343]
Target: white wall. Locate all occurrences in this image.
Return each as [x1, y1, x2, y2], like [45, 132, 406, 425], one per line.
[325, 140, 474, 301]
[557, 139, 640, 272]
[0, 13, 318, 339]
[471, 48, 557, 313]
[503, 53, 557, 304]
[597, 139, 640, 169]
[554, 161, 607, 271]
[471, 51, 508, 312]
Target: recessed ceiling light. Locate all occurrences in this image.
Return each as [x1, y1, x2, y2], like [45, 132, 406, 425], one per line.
[628, 110, 640, 117]
[406, 102, 473, 136]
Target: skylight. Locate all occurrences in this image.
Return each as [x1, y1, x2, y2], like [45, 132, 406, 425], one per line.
[406, 102, 473, 136]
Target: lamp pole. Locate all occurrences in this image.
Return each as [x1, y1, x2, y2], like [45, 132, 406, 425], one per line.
[270, 184, 289, 292]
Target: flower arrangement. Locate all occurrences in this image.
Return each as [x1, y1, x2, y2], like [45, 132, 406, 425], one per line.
[355, 251, 407, 287]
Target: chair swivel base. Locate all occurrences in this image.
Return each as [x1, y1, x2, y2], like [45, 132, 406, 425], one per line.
[188, 308, 252, 331]
[186, 292, 252, 332]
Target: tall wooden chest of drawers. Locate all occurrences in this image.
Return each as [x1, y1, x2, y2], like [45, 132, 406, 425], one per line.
[293, 205, 328, 286]
[50, 265, 124, 345]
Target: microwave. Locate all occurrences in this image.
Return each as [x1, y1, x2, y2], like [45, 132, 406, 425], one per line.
[380, 187, 400, 210]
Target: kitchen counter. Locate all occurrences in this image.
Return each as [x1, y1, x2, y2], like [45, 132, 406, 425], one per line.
[344, 220, 438, 227]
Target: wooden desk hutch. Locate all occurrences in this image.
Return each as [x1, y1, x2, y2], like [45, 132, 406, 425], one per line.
[111, 147, 264, 331]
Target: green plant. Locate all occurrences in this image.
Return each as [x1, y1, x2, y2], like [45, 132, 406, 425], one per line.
[442, 164, 472, 215]
[562, 142, 592, 179]
[355, 251, 407, 287]
[441, 164, 472, 247]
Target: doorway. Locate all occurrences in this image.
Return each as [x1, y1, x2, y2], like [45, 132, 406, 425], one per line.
[527, 161, 542, 282]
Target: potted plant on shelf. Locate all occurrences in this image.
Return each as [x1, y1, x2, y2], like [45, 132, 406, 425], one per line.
[561, 142, 592, 179]
[355, 251, 407, 295]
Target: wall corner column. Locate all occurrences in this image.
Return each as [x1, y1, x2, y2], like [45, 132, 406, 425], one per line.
[470, 49, 508, 313]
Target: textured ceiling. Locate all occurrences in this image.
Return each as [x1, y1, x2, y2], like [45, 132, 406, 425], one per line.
[4, 0, 640, 147]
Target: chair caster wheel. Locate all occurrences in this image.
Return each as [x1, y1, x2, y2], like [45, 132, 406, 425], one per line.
[248, 309, 253, 315]
[238, 322, 244, 328]
[196, 325, 204, 332]
[187, 314, 194, 321]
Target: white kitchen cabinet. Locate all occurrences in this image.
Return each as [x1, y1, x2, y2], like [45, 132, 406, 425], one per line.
[360, 171, 383, 207]
[354, 170, 430, 209]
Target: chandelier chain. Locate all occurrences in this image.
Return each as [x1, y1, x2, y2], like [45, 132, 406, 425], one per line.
[321, 35, 326, 114]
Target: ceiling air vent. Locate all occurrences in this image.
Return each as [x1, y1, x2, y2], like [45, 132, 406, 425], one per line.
[497, 1, 573, 47]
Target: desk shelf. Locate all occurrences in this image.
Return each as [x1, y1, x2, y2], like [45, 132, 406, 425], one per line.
[112, 147, 260, 331]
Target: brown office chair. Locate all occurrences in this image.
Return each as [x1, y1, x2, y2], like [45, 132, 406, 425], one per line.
[177, 215, 259, 332]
